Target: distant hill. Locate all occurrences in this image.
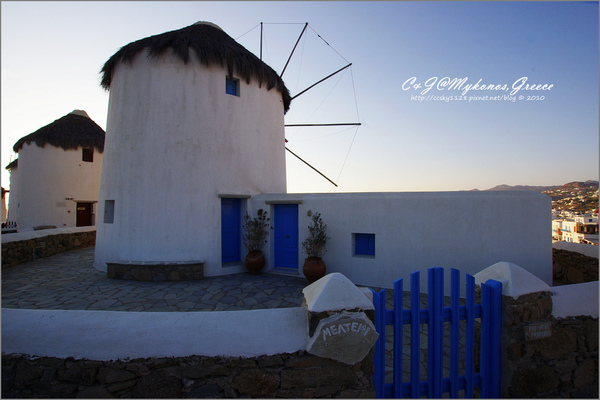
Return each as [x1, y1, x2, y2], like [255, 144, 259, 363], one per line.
[485, 181, 598, 192]
[486, 184, 557, 192]
[484, 181, 599, 213]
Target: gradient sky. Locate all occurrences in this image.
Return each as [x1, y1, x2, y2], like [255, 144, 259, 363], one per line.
[2, 1, 598, 197]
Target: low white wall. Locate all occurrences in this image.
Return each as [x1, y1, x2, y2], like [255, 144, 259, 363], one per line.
[552, 241, 599, 259]
[255, 191, 552, 292]
[1, 226, 96, 244]
[551, 281, 599, 319]
[1, 307, 308, 360]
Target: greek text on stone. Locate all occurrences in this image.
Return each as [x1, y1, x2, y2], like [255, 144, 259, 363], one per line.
[322, 322, 371, 340]
[402, 76, 554, 96]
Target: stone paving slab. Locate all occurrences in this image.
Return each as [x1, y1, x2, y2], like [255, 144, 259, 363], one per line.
[1, 247, 308, 312]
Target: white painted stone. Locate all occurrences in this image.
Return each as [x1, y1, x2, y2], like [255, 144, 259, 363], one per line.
[474, 261, 551, 299]
[553, 241, 599, 259]
[306, 311, 378, 365]
[1, 226, 96, 244]
[1, 307, 307, 360]
[358, 286, 374, 303]
[551, 281, 599, 319]
[302, 273, 374, 313]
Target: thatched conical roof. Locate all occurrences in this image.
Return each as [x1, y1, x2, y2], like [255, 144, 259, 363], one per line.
[13, 110, 105, 153]
[100, 22, 291, 113]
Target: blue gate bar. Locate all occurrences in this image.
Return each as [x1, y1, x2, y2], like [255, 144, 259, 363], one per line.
[394, 278, 404, 398]
[427, 267, 444, 398]
[480, 282, 491, 398]
[465, 274, 475, 398]
[410, 271, 420, 398]
[450, 269, 460, 398]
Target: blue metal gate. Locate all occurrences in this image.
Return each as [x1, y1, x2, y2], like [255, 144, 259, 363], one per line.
[372, 267, 502, 398]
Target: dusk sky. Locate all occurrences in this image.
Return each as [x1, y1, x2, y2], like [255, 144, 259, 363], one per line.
[2, 1, 598, 197]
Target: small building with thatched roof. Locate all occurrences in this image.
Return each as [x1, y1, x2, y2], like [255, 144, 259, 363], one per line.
[5, 110, 105, 231]
[94, 22, 290, 274]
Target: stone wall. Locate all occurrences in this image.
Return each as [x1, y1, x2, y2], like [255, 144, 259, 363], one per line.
[1, 351, 375, 399]
[501, 293, 598, 398]
[476, 263, 598, 398]
[553, 248, 598, 285]
[1, 229, 95, 269]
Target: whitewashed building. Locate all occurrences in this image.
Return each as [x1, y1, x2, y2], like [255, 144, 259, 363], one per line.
[93, 22, 552, 289]
[552, 213, 599, 245]
[94, 22, 290, 275]
[4, 110, 105, 231]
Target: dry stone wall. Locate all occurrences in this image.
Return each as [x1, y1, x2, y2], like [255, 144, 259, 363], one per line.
[553, 248, 598, 285]
[501, 291, 598, 398]
[1, 230, 96, 269]
[2, 350, 375, 398]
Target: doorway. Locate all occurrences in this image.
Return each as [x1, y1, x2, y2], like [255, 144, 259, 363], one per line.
[76, 202, 93, 227]
[273, 204, 299, 270]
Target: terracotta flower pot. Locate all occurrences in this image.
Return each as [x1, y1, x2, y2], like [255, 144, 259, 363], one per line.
[303, 257, 326, 283]
[245, 250, 265, 275]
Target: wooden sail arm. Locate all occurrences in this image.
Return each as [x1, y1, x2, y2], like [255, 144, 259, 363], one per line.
[285, 123, 361, 127]
[281, 22, 308, 77]
[291, 63, 352, 101]
[285, 147, 338, 187]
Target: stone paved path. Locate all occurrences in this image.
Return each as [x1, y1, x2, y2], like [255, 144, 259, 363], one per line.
[1, 247, 307, 312]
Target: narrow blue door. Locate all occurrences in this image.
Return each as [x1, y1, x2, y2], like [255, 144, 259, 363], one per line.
[221, 198, 241, 263]
[274, 204, 299, 269]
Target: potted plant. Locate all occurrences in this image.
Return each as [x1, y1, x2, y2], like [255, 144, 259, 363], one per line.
[301, 212, 330, 283]
[242, 208, 269, 274]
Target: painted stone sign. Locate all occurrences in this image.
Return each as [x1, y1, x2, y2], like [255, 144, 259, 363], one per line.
[307, 311, 378, 365]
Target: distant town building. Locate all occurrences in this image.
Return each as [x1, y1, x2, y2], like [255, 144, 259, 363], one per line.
[552, 210, 599, 245]
[4, 110, 105, 231]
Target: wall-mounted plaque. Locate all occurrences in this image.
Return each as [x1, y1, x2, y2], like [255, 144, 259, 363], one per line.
[524, 320, 552, 341]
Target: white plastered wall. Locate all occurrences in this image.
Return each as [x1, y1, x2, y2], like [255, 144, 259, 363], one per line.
[254, 191, 552, 292]
[7, 144, 102, 230]
[94, 49, 286, 275]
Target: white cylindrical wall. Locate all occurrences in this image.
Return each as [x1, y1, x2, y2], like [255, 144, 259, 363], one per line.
[8, 144, 102, 230]
[94, 49, 286, 274]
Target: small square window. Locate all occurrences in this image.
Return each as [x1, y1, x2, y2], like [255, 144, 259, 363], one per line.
[226, 76, 239, 96]
[354, 233, 375, 257]
[82, 147, 93, 162]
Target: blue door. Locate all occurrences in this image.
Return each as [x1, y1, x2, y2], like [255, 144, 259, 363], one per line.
[274, 204, 299, 269]
[221, 198, 241, 263]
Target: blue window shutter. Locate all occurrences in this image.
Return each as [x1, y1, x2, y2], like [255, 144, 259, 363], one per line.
[355, 233, 375, 256]
[226, 77, 238, 95]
